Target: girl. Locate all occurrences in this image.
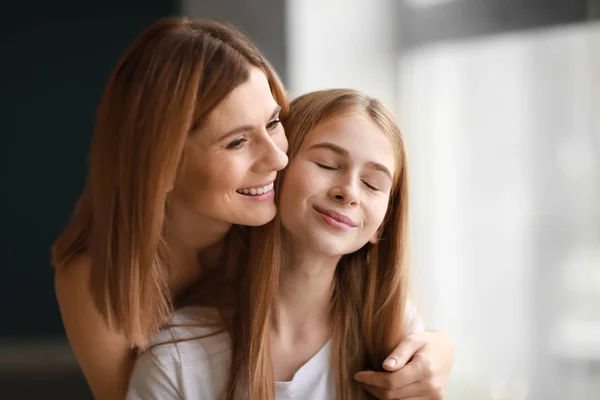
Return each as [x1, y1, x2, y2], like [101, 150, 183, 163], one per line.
[127, 89, 448, 400]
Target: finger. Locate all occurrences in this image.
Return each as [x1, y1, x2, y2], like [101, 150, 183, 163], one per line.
[354, 364, 420, 389]
[354, 371, 391, 388]
[394, 397, 425, 400]
[382, 336, 426, 372]
[365, 382, 432, 399]
[363, 384, 387, 399]
[376, 382, 431, 398]
[363, 384, 428, 400]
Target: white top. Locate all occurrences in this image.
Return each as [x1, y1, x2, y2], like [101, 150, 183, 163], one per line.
[127, 306, 424, 400]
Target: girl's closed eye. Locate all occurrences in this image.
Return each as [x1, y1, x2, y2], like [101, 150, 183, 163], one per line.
[362, 180, 379, 191]
[226, 137, 247, 150]
[315, 162, 337, 171]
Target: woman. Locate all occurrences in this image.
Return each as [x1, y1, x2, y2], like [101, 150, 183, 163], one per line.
[127, 89, 450, 400]
[53, 17, 289, 399]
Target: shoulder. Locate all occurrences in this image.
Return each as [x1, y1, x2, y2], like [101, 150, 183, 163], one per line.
[54, 252, 92, 290]
[54, 252, 95, 309]
[54, 252, 104, 337]
[129, 307, 232, 399]
[145, 306, 228, 351]
[54, 251, 109, 338]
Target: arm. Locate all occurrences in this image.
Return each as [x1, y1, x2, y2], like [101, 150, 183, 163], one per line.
[55, 254, 134, 400]
[354, 310, 454, 400]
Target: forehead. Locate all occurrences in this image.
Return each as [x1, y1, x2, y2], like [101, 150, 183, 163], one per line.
[201, 67, 278, 136]
[303, 114, 397, 175]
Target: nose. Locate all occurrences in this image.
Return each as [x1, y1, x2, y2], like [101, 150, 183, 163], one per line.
[253, 132, 289, 173]
[328, 176, 359, 207]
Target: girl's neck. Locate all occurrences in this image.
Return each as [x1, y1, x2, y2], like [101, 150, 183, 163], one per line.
[271, 239, 340, 345]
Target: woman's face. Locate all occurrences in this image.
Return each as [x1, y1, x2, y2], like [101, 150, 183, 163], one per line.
[279, 114, 396, 257]
[171, 67, 288, 227]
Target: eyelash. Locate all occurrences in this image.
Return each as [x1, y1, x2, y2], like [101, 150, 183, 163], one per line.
[315, 163, 379, 191]
[267, 118, 281, 131]
[226, 138, 247, 150]
[316, 163, 337, 171]
[363, 182, 379, 191]
[226, 118, 281, 150]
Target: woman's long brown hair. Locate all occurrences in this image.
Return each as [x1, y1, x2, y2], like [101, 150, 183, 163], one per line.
[229, 89, 411, 399]
[51, 17, 288, 348]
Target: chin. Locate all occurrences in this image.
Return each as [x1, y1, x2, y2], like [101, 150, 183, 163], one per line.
[236, 207, 277, 227]
[307, 233, 365, 257]
[306, 238, 345, 257]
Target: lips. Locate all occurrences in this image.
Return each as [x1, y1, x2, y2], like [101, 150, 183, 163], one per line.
[313, 205, 357, 228]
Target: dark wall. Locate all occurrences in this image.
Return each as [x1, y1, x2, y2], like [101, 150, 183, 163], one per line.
[0, 0, 288, 340]
[0, 1, 177, 338]
[1, 3, 286, 397]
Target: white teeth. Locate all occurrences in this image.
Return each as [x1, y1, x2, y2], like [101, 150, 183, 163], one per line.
[238, 182, 274, 196]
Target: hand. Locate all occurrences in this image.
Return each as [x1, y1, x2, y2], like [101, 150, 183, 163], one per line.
[354, 330, 454, 399]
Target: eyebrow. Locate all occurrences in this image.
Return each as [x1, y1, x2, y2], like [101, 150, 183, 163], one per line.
[308, 142, 393, 180]
[216, 105, 282, 143]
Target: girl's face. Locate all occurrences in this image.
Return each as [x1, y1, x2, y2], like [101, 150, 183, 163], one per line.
[279, 114, 396, 257]
[171, 67, 289, 227]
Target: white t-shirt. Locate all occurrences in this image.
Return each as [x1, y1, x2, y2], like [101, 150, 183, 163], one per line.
[127, 306, 424, 400]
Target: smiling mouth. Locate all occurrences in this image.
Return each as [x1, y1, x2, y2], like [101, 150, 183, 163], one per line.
[313, 205, 357, 228]
[236, 182, 274, 196]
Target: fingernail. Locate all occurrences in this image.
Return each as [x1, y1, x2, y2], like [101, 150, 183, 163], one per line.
[353, 373, 363, 382]
[384, 357, 397, 367]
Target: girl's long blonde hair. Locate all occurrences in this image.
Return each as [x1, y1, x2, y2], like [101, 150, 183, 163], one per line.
[51, 17, 288, 348]
[229, 89, 411, 400]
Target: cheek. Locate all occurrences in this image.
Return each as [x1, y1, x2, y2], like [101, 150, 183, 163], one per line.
[278, 165, 312, 222]
[173, 164, 211, 205]
[280, 163, 321, 201]
[273, 128, 289, 154]
[279, 169, 300, 210]
[174, 150, 245, 202]
[366, 199, 390, 230]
